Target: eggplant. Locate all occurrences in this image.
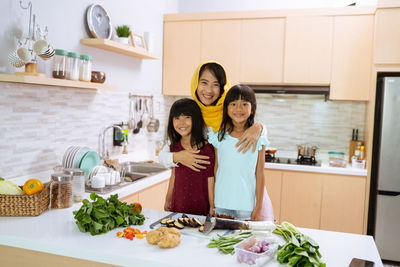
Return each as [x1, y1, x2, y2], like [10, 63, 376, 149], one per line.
[173, 221, 184, 229]
[198, 226, 204, 232]
[161, 218, 172, 225]
[183, 218, 191, 226]
[193, 217, 203, 226]
[177, 217, 186, 225]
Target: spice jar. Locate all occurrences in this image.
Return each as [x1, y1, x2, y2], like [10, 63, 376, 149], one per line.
[66, 52, 80, 81]
[63, 168, 85, 203]
[79, 54, 92, 82]
[50, 173, 73, 209]
[52, 49, 68, 79]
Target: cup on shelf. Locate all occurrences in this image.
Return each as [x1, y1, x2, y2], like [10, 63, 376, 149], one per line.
[8, 50, 25, 68]
[16, 47, 32, 62]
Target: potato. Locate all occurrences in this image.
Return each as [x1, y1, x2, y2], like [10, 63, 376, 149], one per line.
[146, 230, 163, 245]
[146, 227, 181, 248]
[158, 233, 181, 248]
[158, 226, 181, 237]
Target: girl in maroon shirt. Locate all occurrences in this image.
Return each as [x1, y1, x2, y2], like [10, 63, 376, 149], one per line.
[164, 98, 215, 216]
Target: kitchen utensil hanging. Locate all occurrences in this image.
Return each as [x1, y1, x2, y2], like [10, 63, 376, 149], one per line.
[128, 98, 135, 130]
[147, 97, 160, 133]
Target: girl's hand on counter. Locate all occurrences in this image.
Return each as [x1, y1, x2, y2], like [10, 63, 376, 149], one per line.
[173, 150, 210, 172]
[236, 123, 262, 153]
[250, 206, 263, 221]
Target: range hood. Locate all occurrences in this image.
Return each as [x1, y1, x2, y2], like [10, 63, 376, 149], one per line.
[245, 84, 330, 101]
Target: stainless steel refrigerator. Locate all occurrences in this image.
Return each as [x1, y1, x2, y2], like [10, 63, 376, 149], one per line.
[369, 76, 400, 262]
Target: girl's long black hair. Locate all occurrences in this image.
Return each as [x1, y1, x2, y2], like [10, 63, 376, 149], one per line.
[218, 84, 257, 141]
[196, 63, 227, 106]
[167, 98, 207, 150]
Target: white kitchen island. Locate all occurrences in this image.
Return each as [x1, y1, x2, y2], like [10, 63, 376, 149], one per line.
[0, 205, 382, 267]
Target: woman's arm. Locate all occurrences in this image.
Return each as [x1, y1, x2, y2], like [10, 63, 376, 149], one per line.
[251, 145, 266, 221]
[235, 123, 264, 153]
[158, 142, 211, 171]
[208, 176, 215, 215]
[164, 168, 175, 212]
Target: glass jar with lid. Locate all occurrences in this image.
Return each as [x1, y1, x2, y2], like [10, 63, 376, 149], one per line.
[79, 54, 92, 82]
[52, 49, 68, 79]
[328, 152, 346, 168]
[66, 52, 80, 81]
[63, 168, 85, 203]
[50, 173, 73, 209]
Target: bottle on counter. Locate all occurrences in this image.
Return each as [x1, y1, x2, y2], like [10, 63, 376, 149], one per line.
[359, 145, 365, 160]
[66, 52, 80, 81]
[52, 49, 68, 79]
[50, 173, 73, 209]
[63, 168, 85, 203]
[79, 54, 92, 82]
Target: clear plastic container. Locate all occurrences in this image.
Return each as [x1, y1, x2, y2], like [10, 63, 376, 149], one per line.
[50, 173, 73, 209]
[234, 235, 279, 266]
[63, 168, 85, 203]
[52, 49, 68, 79]
[66, 52, 80, 80]
[79, 54, 92, 82]
[328, 152, 346, 168]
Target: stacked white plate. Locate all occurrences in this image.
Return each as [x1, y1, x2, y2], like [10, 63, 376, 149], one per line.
[62, 146, 91, 168]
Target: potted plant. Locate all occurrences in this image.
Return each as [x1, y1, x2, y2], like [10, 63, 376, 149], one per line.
[115, 25, 131, 44]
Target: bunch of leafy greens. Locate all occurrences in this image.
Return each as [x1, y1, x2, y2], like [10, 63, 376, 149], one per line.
[273, 222, 326, 267]
[73, 193, 145, 236]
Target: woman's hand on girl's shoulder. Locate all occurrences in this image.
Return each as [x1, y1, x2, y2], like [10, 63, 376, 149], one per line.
[235, 124, 262, 153]
[174, 149, 210, 172]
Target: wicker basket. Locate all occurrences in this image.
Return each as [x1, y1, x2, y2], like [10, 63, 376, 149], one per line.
[0, 182, 51, 216]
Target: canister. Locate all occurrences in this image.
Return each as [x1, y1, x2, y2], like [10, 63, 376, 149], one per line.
[52, 49, 68, 79]
[66, 52, 80, 80]
[79, 54, 92, 82]
[63, 168, 85, 203]
[50, 173, 73, 209]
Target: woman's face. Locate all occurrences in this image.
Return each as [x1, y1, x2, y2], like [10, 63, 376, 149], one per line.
[197, 69, 221, 106]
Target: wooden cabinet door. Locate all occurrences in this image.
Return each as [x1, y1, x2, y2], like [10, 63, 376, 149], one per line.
[264, 170, 282, 223]
[280, 171, 323, 229]
[374, 8, 400, 64]
[320, 174, 365, 234]
[201, 20, 241, 85]
[330, 15, 374, 100]
[138, 180, 169, 211]
[240, 18, 285, 84]
[119, 192, 139, 204]
[284, 16, 333, 84]
[162, 21, 201, 96]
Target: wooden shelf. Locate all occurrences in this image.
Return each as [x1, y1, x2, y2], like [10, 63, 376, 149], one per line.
[80, 38, 159, 59]
[0, 74, 117, 90]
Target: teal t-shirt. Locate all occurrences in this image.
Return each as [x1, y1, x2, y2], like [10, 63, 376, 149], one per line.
[208, 131, 269, 212]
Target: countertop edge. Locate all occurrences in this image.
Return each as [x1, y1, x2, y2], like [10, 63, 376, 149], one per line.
[264, 162, 367, 176]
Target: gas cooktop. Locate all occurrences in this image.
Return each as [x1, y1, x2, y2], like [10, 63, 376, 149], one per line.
[265, 156, 321, 167]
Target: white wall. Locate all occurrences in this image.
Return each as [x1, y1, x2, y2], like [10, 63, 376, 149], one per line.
[0, 0, 178, 180]
[177, 0, 376, 13]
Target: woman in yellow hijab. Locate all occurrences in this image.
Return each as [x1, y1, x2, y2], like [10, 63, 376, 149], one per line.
[159, 61, 264, 171]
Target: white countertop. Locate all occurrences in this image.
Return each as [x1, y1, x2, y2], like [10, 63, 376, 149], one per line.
[0, 206, 382, 267]
[265, 162, 367, 176]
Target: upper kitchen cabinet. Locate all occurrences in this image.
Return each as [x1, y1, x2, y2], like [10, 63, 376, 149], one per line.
[201, 20, 242, 85]
[374, 8, 400, 64]
[162, 21, 201, 96]
[240, 18, 285, 84]
[284, 16, 333, 84]
[330, 15, 374, 100]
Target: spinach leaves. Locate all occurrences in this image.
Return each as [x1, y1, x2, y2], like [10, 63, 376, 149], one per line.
[73, 193, 145, 235]
[273, 222, 326, 267]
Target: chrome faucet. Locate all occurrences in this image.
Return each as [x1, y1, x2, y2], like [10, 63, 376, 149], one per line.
[99, 125, 127, 160]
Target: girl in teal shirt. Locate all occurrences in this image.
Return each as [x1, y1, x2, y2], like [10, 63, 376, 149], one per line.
[208, 85, 273, 221]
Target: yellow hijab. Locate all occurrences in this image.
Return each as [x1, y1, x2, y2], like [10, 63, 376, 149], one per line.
[190, 61, 231, 132]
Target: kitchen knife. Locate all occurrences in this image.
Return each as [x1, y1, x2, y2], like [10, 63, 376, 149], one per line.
[352, 129, 355, 141]
[203, 215, 275, 235]
[149, 212, 177, 229]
